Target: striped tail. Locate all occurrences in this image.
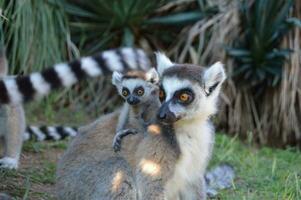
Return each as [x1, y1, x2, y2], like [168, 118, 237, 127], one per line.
[24, 125, 78, 141]
[0, 48, 150, 105]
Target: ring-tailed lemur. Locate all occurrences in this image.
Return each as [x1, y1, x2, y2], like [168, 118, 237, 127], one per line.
[0, 48, 150, 105]
[140, 52, 226, 199]
[0, 50, 79, 169]
[111, 68, 160, 152]
[112, 60, 235, 198]
[56, 54, 232, 200]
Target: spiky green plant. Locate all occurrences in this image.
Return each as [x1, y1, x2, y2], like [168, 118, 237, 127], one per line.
[226, 0, 300, 90]
[1, 0, 73, 74]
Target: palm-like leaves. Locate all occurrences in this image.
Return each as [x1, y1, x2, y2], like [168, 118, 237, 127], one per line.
[227, 0, 299, 88]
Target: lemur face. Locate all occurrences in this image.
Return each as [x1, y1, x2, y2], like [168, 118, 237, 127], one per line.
[112, 68, 159, 106]
[155, 53, 226, 124]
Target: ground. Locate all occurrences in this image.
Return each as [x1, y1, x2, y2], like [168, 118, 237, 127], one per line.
[0, 103, 300, 200]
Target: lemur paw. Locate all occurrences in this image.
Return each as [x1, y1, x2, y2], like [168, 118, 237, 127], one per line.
[0, 157, 18, 169]
[112, 129, 138, 152]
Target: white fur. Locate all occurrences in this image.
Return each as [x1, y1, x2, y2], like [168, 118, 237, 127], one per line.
[165, 119, 214, 199]
[155, 52, 173, 75]
[31, 126, 46, 141]
[47, 126, 62, 140]
[102, 51, 124, 71]
[112, 71, 123, 86]
[121, 79, 148, 92]
[23, 131, 30, 141]
[162, 77, 191, 101]
[64, 127, 77, 137]
[81, 57, 103, 77]
[30, 72, 51, 97]
[175, 120, 213, 178]
[0, 157, 19, 169]
[54, 63, 77, 87]
[145, 68, 159, 83]
[121, 48, 138, 70]
[204, 62, 226, 94]
[3, 78, 23, 104]
[137, 49, 151, 71]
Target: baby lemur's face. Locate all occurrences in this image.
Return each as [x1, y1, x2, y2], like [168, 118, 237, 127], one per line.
[155, 53, 226, 124]
[112, 68, 159, 106]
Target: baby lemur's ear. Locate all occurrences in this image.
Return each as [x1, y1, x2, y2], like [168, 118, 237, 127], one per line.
[112, 71, 123, 86]
[155, 52, 173, 76]
[203, 62, 226, 96]
[145, 68, 159, 84]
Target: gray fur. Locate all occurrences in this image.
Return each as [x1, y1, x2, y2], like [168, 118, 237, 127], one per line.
[57, 56, 227, 200]
[56, 69, 161, 199]
[205, 164, 235, 197]
[0, 51, 26, 169]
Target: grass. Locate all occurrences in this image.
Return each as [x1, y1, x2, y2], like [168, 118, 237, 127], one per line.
[211, 135, 301, 200]
[0, 106, 300, 199]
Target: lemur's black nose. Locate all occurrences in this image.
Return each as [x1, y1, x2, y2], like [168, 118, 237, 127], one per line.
[127, 96, 140, 105]
[157, 102, 178, 123]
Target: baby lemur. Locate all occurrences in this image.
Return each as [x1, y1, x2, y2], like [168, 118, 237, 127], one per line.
[111, 68, 160, 151]
[56, 53, 226, 200]
[56, 68, 161, 200]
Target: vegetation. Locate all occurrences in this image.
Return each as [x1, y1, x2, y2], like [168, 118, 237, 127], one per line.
[0, 0, 300, 199]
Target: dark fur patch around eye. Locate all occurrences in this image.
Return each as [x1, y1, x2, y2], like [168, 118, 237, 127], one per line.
[206, 82, 220, 96]
[122, 87, 130, 97]
[174, 88, 194, 105]
[134, 86, 144, 96]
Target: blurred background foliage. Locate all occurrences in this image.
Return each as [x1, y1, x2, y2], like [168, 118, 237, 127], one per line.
[0, 0, 300, 148]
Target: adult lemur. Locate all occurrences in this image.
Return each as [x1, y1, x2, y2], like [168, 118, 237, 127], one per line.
[0, 47, 150, 169]
[56, 53, 227, 199]
[0, 50, 78, 169]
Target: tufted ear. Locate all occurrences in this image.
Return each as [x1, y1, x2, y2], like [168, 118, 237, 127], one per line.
[203, 62, 226, 96]
[112, 71, 123, 86]
[145, 68, 159, 84]
[155, 52, 173, 76]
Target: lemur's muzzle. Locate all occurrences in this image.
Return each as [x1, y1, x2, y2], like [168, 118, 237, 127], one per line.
[127, 96, 140, 105]
[157, 102, 178, 124]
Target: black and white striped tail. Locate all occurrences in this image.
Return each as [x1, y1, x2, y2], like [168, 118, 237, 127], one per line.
[23, 125, 78, 141]
[0, 48, 150, 105]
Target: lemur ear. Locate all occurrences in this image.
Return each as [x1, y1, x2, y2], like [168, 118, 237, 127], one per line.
[112, 71, 123, 86]
[203, 62, 226, 96]
[145, 68, 159, 84]
[155, 52, 173, 76]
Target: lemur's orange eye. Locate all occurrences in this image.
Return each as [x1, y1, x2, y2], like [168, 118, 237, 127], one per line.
[159, 90, 165, 101]
[137, 89, 144, 96]
[179, 93, 189, 102]
[122, 88, 129, 97]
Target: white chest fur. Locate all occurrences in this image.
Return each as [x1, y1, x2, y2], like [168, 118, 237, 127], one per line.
[176, 120, 213, 180]
[164, 119, 214, 199]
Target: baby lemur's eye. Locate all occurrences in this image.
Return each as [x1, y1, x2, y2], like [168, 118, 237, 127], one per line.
[122, 88, 129, 97]
[134, 86, 144, 96]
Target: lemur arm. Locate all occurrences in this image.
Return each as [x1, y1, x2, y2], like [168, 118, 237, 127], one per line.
[113, 103, 138, 152]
